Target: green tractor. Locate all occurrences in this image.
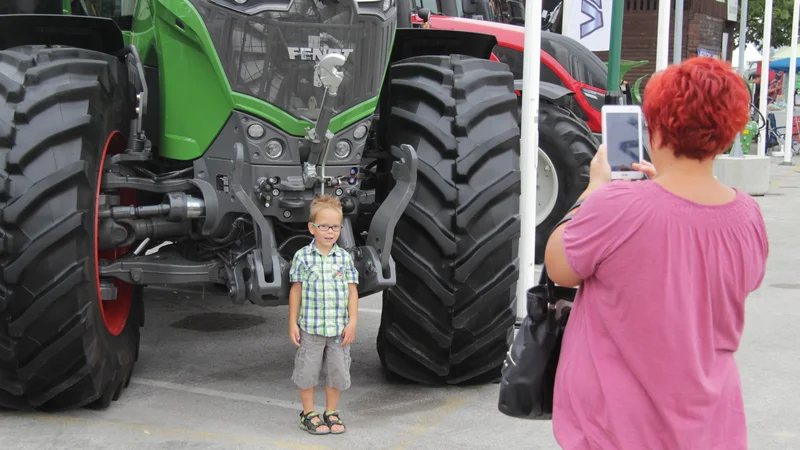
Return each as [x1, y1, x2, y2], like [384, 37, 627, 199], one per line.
[0, 0, 595, 410]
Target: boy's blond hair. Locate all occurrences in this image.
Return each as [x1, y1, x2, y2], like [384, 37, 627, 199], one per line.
[309, 194, 343, 222]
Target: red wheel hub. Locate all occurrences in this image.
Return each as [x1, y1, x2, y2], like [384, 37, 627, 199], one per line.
[94, 131, 134, 336]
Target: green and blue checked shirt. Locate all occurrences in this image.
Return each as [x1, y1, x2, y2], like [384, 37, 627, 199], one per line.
[289, 240, 359, 337]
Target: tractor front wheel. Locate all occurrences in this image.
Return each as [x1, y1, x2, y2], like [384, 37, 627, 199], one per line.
[533, 102, 596, 262]
[0, 46, 143, 410]
[378, 54, 520, 385]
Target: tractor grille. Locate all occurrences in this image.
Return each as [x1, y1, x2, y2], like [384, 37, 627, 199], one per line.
[190, 0, 395, 123]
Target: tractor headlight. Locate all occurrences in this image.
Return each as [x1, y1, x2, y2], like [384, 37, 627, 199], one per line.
[581, 88, 605, 112]
[353, 124, 368, 140]
[265, 139, 284, 159]
[333, 140, 352, 159]
[247, 123, 265, 139]
[382, 0, 392, 11]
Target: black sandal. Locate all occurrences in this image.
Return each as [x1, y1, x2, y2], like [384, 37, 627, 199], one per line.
[299, 411, 330, 435]
[324, 410, 346, 434]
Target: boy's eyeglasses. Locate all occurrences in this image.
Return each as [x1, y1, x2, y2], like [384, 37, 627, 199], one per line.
[311, 223, 342, 232]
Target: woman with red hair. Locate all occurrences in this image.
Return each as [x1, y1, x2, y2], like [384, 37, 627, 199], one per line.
[544, 57, 769, 449]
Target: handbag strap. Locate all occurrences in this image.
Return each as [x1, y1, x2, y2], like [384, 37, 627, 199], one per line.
[538, 265, 557, 299]
[538, 209, 579, 297]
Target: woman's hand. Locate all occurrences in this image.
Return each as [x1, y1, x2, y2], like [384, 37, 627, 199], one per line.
[632, 160, 657, 179]
[588, 144, 612, 188]
[591, 144, 658, 184]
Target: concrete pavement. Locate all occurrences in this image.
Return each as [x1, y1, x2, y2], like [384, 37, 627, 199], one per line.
[1, 156, 798, 449]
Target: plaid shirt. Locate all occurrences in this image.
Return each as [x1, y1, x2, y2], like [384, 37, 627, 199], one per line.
[289, 240, 359, 337]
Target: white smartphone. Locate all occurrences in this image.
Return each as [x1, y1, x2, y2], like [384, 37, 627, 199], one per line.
[601, 104, 645, 180]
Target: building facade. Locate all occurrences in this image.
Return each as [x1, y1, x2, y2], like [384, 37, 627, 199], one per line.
[594, 0, 738, 86]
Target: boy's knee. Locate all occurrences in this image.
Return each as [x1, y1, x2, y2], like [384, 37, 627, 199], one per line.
[292, 332, 326, 389]
[325, 343, 352, 391]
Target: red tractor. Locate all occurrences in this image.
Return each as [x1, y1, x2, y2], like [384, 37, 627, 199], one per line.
[412, 6, 608, 135]
[412, 6, 607, 261]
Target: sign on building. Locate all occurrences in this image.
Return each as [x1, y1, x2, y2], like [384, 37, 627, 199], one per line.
[562, 0, 613, 52]
[698, 47, 720, 58]
[727, 0, 739, 21]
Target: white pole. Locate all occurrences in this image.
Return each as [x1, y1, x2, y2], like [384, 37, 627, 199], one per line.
[516, 0, 542, 321]
[655, 0, 672, 71]
[673, 0, 685, 65]
[730, 0, 749, 157]
[736, 0, 748, 76]
[782, 0, 799, 165]
[757, 0, 773, 157]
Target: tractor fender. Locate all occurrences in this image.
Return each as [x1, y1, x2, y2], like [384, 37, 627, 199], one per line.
[514, 80, 575, 103]
[389, 28, 499, 64]
[513, 80, 575, 105]
[539, 81, 575, 103]
[0, 14, 124, 55]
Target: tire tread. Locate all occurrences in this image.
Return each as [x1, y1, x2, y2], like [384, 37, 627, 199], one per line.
[0, 45, 142, 411]
[533, 102, 597, 262]
[379, 55, 521, 384]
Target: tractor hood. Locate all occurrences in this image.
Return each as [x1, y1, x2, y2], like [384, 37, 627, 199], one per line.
[190, 0, 396, 122]
[415, 15, 524, 49]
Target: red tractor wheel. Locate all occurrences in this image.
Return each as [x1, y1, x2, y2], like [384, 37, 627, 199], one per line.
[95, 131, 136, 337]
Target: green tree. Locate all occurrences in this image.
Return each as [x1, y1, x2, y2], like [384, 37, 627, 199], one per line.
[734, 0, 797, 49]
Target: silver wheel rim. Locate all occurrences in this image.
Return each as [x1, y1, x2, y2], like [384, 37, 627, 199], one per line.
[536, 148, 559, 226]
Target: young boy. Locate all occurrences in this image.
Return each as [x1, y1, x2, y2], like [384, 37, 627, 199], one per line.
[289, 194, 359, 435]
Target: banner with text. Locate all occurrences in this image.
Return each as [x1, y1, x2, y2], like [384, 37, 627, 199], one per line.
[561, 0, 613, 52]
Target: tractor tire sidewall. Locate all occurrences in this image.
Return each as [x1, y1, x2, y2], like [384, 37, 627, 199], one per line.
[534, 101, 597, 263]
[377, 54, 521, 385]
[0, 45, 143, 411]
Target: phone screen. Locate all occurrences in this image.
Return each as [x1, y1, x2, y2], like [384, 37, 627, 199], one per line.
[604, 112, 642, 172]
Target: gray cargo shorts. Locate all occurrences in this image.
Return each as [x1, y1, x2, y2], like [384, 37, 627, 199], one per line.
[292, 329, 352, 391]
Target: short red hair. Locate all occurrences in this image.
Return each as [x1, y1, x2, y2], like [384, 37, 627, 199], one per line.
[642, 57, 750, 161]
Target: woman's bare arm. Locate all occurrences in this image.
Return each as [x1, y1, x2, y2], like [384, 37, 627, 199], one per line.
[543, 151, 656, 287]
[544, 188, 594, 287]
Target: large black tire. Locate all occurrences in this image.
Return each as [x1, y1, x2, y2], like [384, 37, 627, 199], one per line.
[377, 55, 521, 384]
[0, 46, 144, 410]
[533, 102, 596, 263]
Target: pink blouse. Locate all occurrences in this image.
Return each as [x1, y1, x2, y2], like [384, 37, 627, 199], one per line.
[553, 180, 768, 450]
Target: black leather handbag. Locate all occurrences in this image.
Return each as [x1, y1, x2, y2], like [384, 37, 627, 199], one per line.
[497, 266, 576, 420]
